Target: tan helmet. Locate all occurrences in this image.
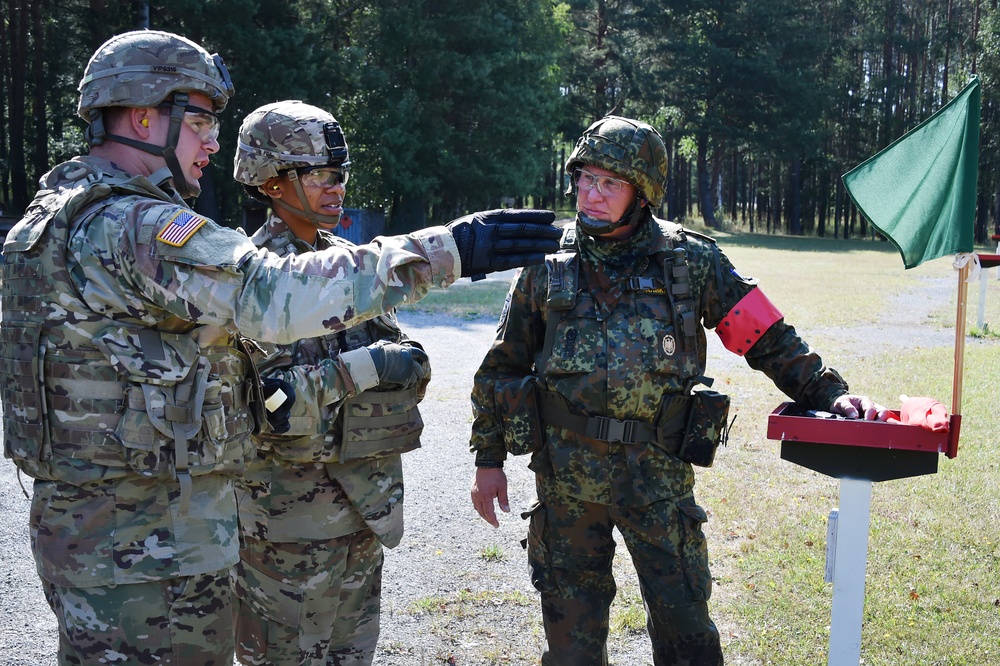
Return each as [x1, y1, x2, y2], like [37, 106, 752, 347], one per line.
[233, 100, 350, 187]
[234, 100, 350, 228]
[76, 30, 235, 199]
[77, 29, 234, 122]
[565, 115, 668, 207]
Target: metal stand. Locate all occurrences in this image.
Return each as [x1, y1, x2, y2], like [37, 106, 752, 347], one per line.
[827, 478, 872, 666]
[778, 437, 941, 665]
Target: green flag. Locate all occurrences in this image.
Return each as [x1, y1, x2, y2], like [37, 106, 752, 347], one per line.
[843, 76, 980, 269]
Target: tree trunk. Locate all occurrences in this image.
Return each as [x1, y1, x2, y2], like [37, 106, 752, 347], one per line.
[696, 133, 716, 228]
[9, 0, 28, 214]
[788, 157, 802, 235]
[31, 0, 47, 186]
[0, 0, 10, 210]
[817, 172, 828, 238]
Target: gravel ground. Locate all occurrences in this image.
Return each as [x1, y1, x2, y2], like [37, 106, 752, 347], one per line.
[0, 268, 963, 666]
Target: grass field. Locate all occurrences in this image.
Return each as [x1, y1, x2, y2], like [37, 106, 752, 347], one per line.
[401, 229, 1000, 665]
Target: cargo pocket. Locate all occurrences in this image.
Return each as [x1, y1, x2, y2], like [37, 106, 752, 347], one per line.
[522, 500, 553, 594]
[678, 499, 712, 603]
[232, 560, 303, 628]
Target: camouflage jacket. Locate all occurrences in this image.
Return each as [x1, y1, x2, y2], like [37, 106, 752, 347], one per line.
[0, 156, 458, 587]
[469, 216, 848, 507]
[237, 214, 429, 546]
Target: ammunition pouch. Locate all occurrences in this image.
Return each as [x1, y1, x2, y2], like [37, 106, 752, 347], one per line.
[339, 386, 423, 463]
[496, 376, 545, 456]
[677, 389, 731, 467]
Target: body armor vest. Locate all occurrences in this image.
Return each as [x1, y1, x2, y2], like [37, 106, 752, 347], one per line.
[541, 219, 714, 386]
[1, 163, 256, 488]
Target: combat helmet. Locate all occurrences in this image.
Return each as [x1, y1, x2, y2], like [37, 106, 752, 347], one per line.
[77, 30, 235, 199]
[566, 116, 668, 207]
[234, 100, 351, 228]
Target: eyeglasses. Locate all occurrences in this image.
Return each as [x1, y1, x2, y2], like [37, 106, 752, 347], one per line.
[574, 168, 631, 197]
[297, 166, 350, 188]
[182, 104, 221, 143]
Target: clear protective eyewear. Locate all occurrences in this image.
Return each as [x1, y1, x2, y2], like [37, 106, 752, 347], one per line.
[574, 168, 631, 197]
[297, 166, 350, 189]
[181, 104, 221, 143]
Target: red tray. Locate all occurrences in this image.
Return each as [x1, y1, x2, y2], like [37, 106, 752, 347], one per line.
[767, 402, 959, 458]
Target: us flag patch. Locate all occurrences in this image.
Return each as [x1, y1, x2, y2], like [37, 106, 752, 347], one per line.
[156, 210, 207, 247]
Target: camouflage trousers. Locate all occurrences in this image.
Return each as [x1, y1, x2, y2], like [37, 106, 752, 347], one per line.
[524, 484, 722, 666]
[233, 531, 383, 666]
[41, 572, 234, 665]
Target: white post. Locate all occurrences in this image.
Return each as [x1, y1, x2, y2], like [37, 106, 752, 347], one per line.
[828, 477, 873, 666]
[979, 268, 989, 331]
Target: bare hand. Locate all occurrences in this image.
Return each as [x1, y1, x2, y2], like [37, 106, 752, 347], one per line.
[830, 394, 889, 421]
[471, 467, 510, 528]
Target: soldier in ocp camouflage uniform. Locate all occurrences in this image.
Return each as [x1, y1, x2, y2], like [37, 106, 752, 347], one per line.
[230, 101, 430, 666]
[468, 116, 887, 666]
[0, 30, 560, 665]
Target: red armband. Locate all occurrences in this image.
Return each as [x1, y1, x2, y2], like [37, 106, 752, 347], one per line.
[715, 287, 783, 356]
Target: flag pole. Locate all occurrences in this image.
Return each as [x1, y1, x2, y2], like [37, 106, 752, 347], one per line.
[952, 262, 970, 416]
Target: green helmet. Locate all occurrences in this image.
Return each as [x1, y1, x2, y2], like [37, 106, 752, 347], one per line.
[77, 29, 234, 122]
[565, 115, 668, 207]
[233, 100, 350, 187]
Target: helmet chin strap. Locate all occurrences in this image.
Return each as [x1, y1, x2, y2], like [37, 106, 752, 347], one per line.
[88, 93, 201, 200]
[271, 169, 343, 228]
[577, 197, 647, 237]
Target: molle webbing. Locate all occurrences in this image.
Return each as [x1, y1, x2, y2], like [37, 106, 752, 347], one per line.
[660, 240, 698, 353]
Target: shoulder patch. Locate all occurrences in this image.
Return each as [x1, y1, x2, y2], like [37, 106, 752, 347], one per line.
[156, 210, 208, 247]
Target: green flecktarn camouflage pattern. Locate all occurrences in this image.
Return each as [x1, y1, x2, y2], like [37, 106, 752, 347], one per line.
[469, 214, 848, 665]
[565, 116, 670, 206]
[78, 29, 232, 119]
[0, 153, 457, 661]
[235, 100, 349, 186]
[233, 213, 429, 664]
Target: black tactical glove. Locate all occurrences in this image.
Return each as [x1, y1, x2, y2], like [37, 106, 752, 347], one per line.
[366, 341, 429, 390]
[262, 376, 295, 434]
[446, 209, 561, 280]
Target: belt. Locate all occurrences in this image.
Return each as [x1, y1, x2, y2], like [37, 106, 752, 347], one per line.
[538, 390, 685, 453]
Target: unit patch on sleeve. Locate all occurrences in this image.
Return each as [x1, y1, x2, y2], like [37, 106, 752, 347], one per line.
[156, 210, 208, 247]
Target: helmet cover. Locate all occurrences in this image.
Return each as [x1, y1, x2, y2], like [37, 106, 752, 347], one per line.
[565, 115, 668, 207]
[234, 100, 350, 187]
[77, 29, 234, 122]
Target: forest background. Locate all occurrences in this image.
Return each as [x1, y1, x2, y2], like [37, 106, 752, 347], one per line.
[3, 0, 1000, 242]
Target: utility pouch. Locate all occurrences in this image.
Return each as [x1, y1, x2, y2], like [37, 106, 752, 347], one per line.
[497, 375, 545, 456]
[677, 389, 731, 467]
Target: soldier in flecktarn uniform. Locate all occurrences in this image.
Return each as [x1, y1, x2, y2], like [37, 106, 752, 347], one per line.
[468, 116, 887, 666]
[231, 101, 430, 666]
[0, 30, 559, 665]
